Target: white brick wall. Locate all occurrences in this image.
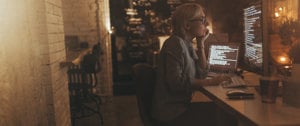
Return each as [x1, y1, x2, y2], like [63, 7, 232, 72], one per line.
[0, 0, 54, 125]
[62, 0, 113, 95]
[98, 0, 113, 96]
[0, 0, 112, 125]
[0, 0, 70, 125]
[46, 0, 70, 125]
[62, 0, 98, 43]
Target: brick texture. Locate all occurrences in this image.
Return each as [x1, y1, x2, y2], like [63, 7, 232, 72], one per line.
[0, 0, 70, 125]
[46, 0, 70, 125]
[0, 0, 112, 125]
[0, 0, 53, 125]
[62, 0, 113, 96]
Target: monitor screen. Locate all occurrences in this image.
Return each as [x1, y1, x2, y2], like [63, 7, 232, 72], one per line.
[242, 2, 263, 74]
[208, 42, 240, 72]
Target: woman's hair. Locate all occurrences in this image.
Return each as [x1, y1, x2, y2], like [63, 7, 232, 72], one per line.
[171, 3, 205, 39]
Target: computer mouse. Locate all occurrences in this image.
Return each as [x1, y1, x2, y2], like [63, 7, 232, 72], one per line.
[226, 89, 247, 96]
[226, 89, 254, 99]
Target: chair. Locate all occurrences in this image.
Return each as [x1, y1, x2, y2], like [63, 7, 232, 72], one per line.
[68, 64, 103, 126]
[81, 52, 101, 73]
[132, 63, 157, 126]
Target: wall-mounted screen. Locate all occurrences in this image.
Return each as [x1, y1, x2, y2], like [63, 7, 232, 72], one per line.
[242, 2, 263, 74]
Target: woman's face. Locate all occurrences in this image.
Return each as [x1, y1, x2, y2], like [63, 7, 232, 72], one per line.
[187, 15, 208, 38]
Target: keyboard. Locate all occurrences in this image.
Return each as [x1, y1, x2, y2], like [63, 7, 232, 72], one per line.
[221, 76, 246, 88]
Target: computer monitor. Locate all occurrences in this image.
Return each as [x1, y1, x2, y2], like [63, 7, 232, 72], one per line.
[241, 2, 264, 75]
[207, 42, 240, 73]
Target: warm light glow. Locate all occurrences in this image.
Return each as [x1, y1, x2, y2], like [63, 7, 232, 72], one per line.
[106, 22, 112, 34]
[277, 55, 291, 65]
[108, 29, 112, 34]
[275, 12, 280, 17]
[278, 7, 283, 11]
[207, 20, 213, 33]
[105, 3, 112, 34]
[125, 8, 138, 15]
[280, 57, 287, 62]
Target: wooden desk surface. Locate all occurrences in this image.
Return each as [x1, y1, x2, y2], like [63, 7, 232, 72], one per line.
[200, 85, 300, 126]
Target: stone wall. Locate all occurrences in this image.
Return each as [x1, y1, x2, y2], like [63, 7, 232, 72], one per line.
[0, 0, 70, 125]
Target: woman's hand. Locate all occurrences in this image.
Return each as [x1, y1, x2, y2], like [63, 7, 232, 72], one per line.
[196, 36, 204, 48]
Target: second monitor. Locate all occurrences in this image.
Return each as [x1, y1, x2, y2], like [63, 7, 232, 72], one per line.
[207, 42, 240, 73]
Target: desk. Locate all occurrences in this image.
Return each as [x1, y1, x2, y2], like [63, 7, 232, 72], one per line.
[191, 71, 260, 103]
[199, 85, 300, 126]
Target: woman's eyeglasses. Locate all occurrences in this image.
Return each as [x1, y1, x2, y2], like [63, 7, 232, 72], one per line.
[189, 17, 207, 25]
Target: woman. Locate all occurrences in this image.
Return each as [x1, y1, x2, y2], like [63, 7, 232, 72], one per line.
[152, 3, 230, 126]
